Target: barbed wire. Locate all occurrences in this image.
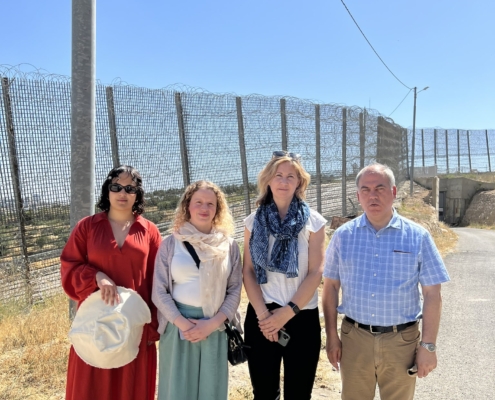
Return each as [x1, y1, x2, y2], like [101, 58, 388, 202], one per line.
[0, 64, 447, 304]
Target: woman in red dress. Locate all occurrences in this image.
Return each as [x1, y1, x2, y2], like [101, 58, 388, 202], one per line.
[60, 165, 162, 400]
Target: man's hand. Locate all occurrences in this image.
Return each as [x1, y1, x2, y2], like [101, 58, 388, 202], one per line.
[96, 272, 120, 305]
[415, 347, 437, 378]
[326, 334, 342, 371]
[418, 283, 442, 378]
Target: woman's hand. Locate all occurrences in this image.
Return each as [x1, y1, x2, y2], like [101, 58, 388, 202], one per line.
[173, 315, 196, 333]
[96, 271, 120, 305]
[258, 307, 292, 337]
[183, 319, 217, 343]
[264, 331, 279, 342]
[257, 310, 277, 342]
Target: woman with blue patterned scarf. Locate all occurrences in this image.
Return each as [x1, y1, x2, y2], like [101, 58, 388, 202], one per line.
[243, 151, 327, 400]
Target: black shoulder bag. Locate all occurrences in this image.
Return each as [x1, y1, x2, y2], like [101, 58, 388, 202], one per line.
[183, 241, 249, 366]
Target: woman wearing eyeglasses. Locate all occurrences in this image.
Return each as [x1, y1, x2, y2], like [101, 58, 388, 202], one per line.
[60, 165, 162, 400]
[243, 151, 327, 400]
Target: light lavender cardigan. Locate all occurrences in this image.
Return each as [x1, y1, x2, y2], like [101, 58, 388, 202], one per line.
[152, 234, 243, 334]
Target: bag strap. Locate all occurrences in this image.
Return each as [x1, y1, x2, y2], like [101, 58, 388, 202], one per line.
[183, 240, 238, 335]
[183, 241, 200, 269]
[224, 322, 248, 345]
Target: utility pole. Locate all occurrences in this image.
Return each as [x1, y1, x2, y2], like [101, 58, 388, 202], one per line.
[70, 0, 96, 318]
[410, 87, 417, 196]
[410, 86, 429, 196]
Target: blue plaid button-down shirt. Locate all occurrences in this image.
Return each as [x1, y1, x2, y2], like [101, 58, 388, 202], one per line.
[323, 211, 450, 326]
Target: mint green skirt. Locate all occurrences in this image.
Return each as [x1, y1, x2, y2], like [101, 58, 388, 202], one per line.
[158, 302, 228, 400]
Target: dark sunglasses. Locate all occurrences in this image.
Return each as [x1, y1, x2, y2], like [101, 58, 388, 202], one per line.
[272, 151, 302, 161]
[109, 183, 139, 194]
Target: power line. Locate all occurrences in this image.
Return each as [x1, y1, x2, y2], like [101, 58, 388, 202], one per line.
[339, 0, 411, 90]
[389, 89, 412, 117]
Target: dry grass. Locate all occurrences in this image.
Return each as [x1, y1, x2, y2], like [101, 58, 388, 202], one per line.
[397, 185, 458, 256]
[439, 172, 495, 183]
[430, 224, 458, 257]
[0, 186, 458, 400]
[0, 294, 70, 400]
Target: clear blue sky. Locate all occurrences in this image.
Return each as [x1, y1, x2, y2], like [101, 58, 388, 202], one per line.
[2, 0, 494, 130]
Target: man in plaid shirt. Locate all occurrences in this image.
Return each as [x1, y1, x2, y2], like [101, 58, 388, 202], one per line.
[322, 163, 450, 400]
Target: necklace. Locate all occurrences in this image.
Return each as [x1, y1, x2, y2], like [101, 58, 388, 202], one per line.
[109, 217, 134, 231]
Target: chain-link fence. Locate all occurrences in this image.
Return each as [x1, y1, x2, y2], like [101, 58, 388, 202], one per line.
[409, 128, 495, 174]
[0, 65, 407, 303]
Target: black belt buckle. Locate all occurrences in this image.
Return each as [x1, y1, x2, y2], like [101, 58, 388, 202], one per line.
[369, 325, 383, 334]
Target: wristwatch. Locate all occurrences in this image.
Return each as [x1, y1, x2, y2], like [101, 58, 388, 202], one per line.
[419, 341, 437, 352]
[288, 301, 300, 315]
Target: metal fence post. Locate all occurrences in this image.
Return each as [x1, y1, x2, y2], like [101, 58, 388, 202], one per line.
[405, 128, 409, 178]
[445, 129, 449, 173]
[359, 111, 365, 169]
[315, 104, 322, 214]
[175, 92, 190, 187]
[342, 107, 347, 216]
[236, 97, 251, 216]
[457, 129, 461, 174]
[401, 128, 407, 179]
[1, 77, 32, 303]
[421, 129, 425, 167]
[106, 86, 120, 168]
[434, 129, 437, 166]
[486, 129, 492, 172]
[71, 0, 96, 317]
[411, 125, 416, 192]
[467, 130, 472, 172]
[280, 98, 288, 151]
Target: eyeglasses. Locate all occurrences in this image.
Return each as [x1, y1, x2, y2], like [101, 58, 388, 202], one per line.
[272, 151, 302, 161]
[109, 183, 139, 194]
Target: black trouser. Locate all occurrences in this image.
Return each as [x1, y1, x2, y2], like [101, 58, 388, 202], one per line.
[244, 302, 321, 400]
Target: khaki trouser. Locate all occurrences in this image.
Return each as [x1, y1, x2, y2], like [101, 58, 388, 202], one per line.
[340, 318, 420, 400]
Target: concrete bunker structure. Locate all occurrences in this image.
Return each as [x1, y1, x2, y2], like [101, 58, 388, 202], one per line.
[415, 176, 495, 225]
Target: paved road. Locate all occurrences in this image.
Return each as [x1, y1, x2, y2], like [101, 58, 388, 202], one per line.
[414, 227, 495, 399]
[314, 227, 495, 400]
[243, 227, 495, 400]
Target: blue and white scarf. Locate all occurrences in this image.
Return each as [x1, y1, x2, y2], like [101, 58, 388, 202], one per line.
[249, 196, 310, 284]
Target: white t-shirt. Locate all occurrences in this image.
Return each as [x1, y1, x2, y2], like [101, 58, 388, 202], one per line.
[170, 238, 202, 307]
[244, 209, 327, 310]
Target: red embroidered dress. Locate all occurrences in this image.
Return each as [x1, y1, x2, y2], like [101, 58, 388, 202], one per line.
[61, 212, 162, 400]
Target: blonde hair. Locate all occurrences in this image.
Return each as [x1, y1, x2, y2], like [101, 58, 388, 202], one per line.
[255, 156, 311, 206]
[173, 180, 235, 235]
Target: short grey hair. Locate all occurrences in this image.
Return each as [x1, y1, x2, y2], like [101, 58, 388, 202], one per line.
[355, 163, 396, 188]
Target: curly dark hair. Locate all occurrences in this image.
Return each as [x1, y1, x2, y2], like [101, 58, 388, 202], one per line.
[97, 165, 145, 215]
